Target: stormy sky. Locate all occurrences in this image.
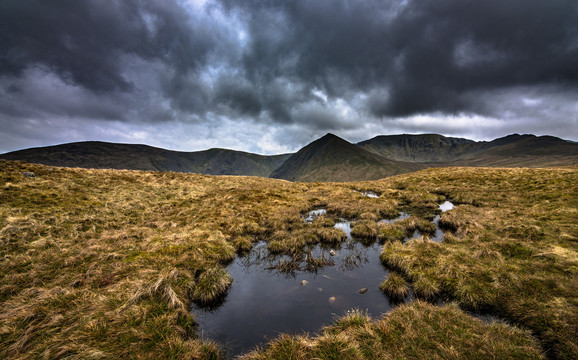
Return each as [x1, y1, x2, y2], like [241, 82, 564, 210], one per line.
[1, 0, 577, 154]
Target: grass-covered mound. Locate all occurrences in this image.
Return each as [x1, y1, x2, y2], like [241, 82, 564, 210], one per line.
[0, 160, 575, 359]
[242, 302, 544, 360]
[379, 167, 578, 359]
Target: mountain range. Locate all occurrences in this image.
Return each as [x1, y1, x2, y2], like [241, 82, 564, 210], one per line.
[0, 141, 290, 178]
[2, 133, 577, 182]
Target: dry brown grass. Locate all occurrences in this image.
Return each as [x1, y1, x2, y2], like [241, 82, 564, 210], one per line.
[350, 219, 378, 239]
[242, 301, 545, 359]
[379, 166, 578, 359]
[379, 273, 410, 301]
[0, 161, 575, 359]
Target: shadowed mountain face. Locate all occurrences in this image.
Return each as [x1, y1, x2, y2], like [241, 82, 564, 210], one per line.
[448, 134, 578, 167]
[357, 134, 474, 162]
[2, 133, 576, 182]
[0, 142, 291, 177]
[358, 133, 578, 168]
[269, 133, 424, 182]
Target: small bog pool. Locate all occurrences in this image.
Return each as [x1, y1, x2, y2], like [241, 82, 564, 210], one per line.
[192, 202, 453, 357]
[192, 239, 401, 356]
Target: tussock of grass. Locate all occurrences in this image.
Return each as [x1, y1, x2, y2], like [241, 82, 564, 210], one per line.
[380, 241, 407, 271]
[127, 269, 189, 313]
[312, 215, 336, 227]
[359, 212, 378, 221]
[242, 301, 544, 360]
[350, 220, 378, 239]
[377, 223, 406, 242]
[379, 273, 409, 301]
[473, 247, 504, 261]
[398, 216, 436, 236]
[413, 276, 441, 300]
[266, 228, 321, 254]
[192, 268, 232, 305]
[315, 227, 347, 245]
[330, 309, 372, 332]
[232, 235, 253, 252]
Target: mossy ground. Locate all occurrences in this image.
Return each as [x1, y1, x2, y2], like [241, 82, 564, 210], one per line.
[1, 160, 575, 359]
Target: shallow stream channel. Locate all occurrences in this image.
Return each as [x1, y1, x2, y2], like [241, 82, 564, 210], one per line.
[192, 201, 455, 356]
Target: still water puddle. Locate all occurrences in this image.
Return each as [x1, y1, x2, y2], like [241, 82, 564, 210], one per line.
[439, 201, 454, 212]
[192, 202, 454, 357]
[360, 191, 379, 198]
[192, 240, 399, 356]
[395, 202, 454, 243]
[380, 212, 410, 224]
[304, 209, 327, 223]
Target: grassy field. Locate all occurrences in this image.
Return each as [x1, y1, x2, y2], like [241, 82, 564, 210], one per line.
[1, 160, 576, 359]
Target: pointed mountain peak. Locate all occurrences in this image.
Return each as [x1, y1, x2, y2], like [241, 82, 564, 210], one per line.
[320, 132, 339, 139]
[316, 133, 347, 143]
[270, 133, 422, 181]
[300, 133, 353, 154]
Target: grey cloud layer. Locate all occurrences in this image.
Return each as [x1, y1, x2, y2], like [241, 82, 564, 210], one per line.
[225, 0, 578, 116]
[1, 0, 577, 152]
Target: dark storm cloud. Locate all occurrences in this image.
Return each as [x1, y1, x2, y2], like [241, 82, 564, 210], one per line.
[222, 0, 578, 117]
[213, 74, 262, 116]
[0, 0, 219, 93]
[1, 0, 577, 153]
[3, 0, 576, 120]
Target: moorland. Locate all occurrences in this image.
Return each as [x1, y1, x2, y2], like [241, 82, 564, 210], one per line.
[0, 159, 576, 359]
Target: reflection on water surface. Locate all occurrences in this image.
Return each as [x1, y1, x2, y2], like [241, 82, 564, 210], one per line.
[192, 202, 454, 356]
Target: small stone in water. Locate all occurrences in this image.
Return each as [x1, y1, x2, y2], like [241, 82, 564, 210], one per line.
[358, 288, 368, 294]
[300, 280, 308, 286]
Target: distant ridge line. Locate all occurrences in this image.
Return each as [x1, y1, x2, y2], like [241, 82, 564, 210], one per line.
[2, 133, 576, 181]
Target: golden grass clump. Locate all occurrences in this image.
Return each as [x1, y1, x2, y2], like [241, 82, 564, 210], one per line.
[191, 268, 233, 305]
[379, 273, 410, 301]
[412, 276, 441, 300]
[350, 220, 378, 239]
[379, 241, 407, 271]
[359, 212, 378, 221]
[242, 301, 545, 360]
[398, 216, 436, 236]
[312, 215, 336, 227]
[315, 227, 347, 245]
[377, 223, 406, 242]
[329, 309, 372, 332]
[127, 269, 190, 313]
[266, 228, 320, 254]
[232, 235, 254, 252]
[472, 247, 504, 261]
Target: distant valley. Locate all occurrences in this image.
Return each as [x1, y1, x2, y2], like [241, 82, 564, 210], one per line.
[2, 133, 577, 181]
